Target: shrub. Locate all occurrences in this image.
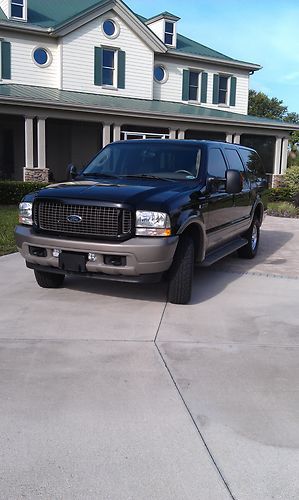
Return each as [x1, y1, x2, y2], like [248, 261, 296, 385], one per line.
[284, 165, 299, 198]
[265, 187, 292, 202]
[267, 202, 299, 218]
[0, 181, 47, 205]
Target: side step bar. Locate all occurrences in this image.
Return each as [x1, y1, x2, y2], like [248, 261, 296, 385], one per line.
[201, 237, 247, 267]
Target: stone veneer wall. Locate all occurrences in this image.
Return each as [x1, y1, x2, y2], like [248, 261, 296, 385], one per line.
[23, 168, 49, 182]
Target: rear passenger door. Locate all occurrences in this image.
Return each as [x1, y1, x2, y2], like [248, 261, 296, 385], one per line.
[224, 147, 251, 221]
[205, 148, 234, 250]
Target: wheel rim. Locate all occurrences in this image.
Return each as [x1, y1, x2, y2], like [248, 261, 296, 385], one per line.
[251, 225, 258, 251]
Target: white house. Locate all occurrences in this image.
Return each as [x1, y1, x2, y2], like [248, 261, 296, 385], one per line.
[0, 0, 296, 183]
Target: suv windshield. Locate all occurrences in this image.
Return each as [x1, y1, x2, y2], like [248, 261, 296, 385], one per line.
[82, 141, 202, 180]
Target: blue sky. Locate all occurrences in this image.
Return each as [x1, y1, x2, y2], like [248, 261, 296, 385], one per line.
[127, 0, 299, 114]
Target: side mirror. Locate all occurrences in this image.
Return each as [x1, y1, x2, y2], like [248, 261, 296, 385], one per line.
[67, 164, 77, 180]
[226, 169, 242, 194]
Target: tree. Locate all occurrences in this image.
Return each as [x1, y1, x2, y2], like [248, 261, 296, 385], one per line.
[248, 90, 287, 120]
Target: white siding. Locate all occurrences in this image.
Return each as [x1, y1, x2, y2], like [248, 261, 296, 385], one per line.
[147, 19, 165, 42]
[62, 11, 154, 99]
[2, 31, 59, 87]
[153, 57, 250, 114]
[0, 0, 9, 18]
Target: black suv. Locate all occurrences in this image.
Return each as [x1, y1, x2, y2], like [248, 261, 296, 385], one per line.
[15, 140, 267, 304]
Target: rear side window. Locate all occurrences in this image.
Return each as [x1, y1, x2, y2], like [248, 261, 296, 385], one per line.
[207, 148, 227, 177]
[238, 149, 265, 179]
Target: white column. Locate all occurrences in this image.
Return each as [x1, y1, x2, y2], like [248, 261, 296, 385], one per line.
[113, 124, 121, 142]
[226, 133, 233, 143]
[233, 134, 241, 144]
[281, 138, 289, 174]
[169, 129, 176, 139]
[177, 130, 185, 140]
[37, 118, 46, 169]
[102, 123, 111, 147]
[25, 117, 34, 169]
[274, 137, 282, 175]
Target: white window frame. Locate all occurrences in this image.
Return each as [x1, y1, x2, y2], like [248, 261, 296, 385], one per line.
[218, 74, 232, 107]
[10, 0, 27, 21]
[164, 20, 176, 47]
[102, 47, 118, 88]
[121, 131, 169, 140]
[188, 69, 204, 103]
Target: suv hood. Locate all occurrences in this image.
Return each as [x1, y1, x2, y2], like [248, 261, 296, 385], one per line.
[34, 179, 200, 209]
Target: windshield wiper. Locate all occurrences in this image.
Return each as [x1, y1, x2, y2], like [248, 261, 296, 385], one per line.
[82, 172, 119, 179]
[123, 174, 171, 181]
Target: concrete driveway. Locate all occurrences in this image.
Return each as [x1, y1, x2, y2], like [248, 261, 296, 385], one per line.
[1, 216, 299, 500]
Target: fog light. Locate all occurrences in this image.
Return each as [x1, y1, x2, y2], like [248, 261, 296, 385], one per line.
[52, 249, 61, 258]
[88, 253, 97, 262]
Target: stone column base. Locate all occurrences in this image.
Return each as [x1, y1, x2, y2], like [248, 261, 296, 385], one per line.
[268, 174, 285, 188]
[23, 168, 49, 182]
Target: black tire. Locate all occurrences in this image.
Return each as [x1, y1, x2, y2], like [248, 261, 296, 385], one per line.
[238, 218, 260, 259]
[168, 236, 194, 305]
[34, 270, 65, 288]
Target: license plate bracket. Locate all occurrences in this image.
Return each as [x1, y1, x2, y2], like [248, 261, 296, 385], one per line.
[59, 252, 87, 272]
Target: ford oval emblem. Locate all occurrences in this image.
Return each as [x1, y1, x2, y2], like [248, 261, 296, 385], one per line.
[67, 215, 82, 223]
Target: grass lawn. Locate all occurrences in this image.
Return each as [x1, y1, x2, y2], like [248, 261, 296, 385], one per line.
[0, 205, 18, 256]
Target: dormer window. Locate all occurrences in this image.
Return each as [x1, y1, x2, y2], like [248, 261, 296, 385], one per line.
[164, 21, 174, 45]
[10, 0, 26, 20]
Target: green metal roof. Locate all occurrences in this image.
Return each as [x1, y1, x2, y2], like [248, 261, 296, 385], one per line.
[175, 34, 234, 61]
[0, 84, 295, 131]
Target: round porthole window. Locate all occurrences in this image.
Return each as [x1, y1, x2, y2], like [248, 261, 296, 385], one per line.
[154, 65, 167, 83]
[33, 47, 52, 67]
[102, 19, 119, 38]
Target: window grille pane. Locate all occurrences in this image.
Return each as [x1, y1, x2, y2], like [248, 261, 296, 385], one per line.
[164, 33, 173, 45]
[189, 72, 198, 86]
[165, 22, 174, 34]
[219, 76, 228, 90]
[102, 68, 113, 85]
[189, 87, 198, 101]
[103, 50, 114, 68]
[219, 90, 227, 104]
[11, 4, 23, 17]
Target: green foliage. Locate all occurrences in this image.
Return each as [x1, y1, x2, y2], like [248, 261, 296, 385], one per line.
[248, 90, 287, 120]
[265, 187, 292, 202]
[0, 205, 18, 255]
[267, 202, 299, 218]
[284, 112, 299, 124]
[0, 181, 47, 205]
[284, 166, 299, 197]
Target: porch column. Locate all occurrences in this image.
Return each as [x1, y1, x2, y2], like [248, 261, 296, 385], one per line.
[281, 138, 289, 174]
[169, 129, 176, 139]
[226, 133, 233, 143]
[37, 118, 46, 169]
[233, 134, 241, 144]
[113, 124, 121, 142]
[102, 123, 111, 147]
[24, 116, 34, 169]
[274, 137, 282, 175]
[177, 130, 185, 140]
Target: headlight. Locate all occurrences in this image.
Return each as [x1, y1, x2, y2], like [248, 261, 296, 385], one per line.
[19, 202, 33, 225]
[136, 211, 171, 236]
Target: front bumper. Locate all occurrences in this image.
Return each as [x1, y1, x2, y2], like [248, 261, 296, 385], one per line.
[15, 225, 179, 278]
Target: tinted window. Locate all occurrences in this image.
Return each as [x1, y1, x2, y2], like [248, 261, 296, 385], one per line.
[239, 149, 265, 179]
[207, 148, 227, 177]
[225, 149, 245, 172]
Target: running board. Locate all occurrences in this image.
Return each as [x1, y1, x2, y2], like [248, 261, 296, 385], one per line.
[201, 237, 247, 267]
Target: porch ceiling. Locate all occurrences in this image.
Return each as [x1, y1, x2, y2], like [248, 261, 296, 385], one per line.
[0, 84, 297, 132]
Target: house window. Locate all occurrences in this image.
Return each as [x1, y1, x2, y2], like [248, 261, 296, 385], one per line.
[189, 71, 199, 101]
[154, 65, 168, 83]
[218, 76, 229, 104]
[102, 19, 119, 39]
[102, 49, 116, 86]
[33, 47, 51, 67]
[11, 0, 24, 19]
[164, 21, 174, 45]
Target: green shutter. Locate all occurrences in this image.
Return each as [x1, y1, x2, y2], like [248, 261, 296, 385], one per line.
[230, 76, 237, 106]
[1, 41, 11, 80]
[212, 74, 219, 104]
[94, 47, 103, 86]
[200, 72, 208, 103]
[182, 69, 190, 101]
[117, 50, 126, 89]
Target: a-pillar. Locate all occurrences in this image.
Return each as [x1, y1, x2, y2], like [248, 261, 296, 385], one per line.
[102, 123, 112, 147]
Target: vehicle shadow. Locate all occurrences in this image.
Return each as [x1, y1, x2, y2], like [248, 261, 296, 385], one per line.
[65, 229, 293, 305]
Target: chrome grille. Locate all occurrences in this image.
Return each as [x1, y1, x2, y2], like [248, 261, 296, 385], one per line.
[34, 201, 132, 238]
